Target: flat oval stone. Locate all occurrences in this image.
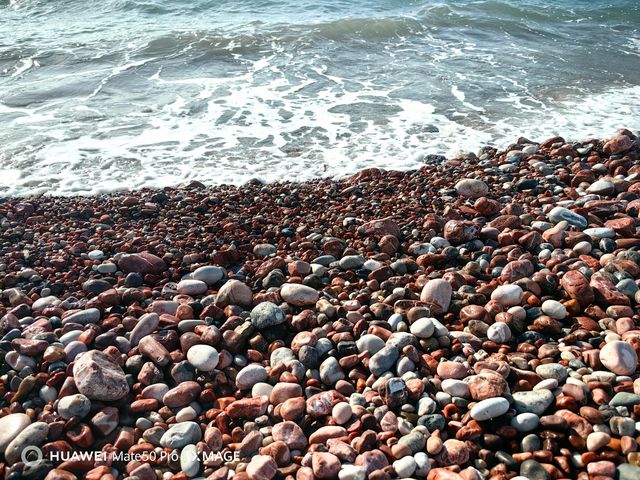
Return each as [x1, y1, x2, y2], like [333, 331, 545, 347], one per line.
[177, 279, 208, 296]
[441, 379, 470, 398]
[587, 432, 611, 452]
[470, 397, 510, 421]
[541, 300, 567, 320]
[160, 421, 202, 448]
[535, 363, 568, 383]
[584, 227, 615, 239]
[437, 361, 468, 380]
[587, 179, 614, 195]
[5, 422, 49, 464]
[236, 364, 268, 390]
[142, 383, 170, 402]
[118, 252, 167, 275]
[368, 345, 399, 376]
[609, 392, 640, 407]
[62, 308, 101, 325]
[548, 206, 587, 229]
[339, 255, 365, 270]
[130, 313, 160, 346]
[455, 178, 488, 198]
[356, 334, 385, 354]
[163, 381, 201, 408]
[410, 318, 435, 339]
[254, 243, 277, 257]
[511, 412, 540, 432]
[192, 265, 225, 285]
[32, 296, 60, 310]
[280, 283, 319, 306]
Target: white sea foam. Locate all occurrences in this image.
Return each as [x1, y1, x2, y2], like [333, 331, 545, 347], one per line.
[2, 74, 639, 197]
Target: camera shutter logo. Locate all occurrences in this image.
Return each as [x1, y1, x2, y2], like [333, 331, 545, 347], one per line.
[21, 446, 44, 465]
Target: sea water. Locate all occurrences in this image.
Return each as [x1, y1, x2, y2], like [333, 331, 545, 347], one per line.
[1, 0, 639, 196]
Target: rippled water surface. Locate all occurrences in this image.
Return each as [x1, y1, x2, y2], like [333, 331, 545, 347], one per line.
[1, 0, 639, 195]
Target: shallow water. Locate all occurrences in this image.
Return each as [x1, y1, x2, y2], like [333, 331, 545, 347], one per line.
[1, 0, 639, 196]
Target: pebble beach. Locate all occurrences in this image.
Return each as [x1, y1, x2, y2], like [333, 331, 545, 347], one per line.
[2, 130, 640, 480]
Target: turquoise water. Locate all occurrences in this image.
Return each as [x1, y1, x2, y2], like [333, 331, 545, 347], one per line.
[1, 0, 639, 195]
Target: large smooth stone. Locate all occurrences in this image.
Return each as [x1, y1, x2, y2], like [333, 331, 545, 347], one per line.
[5, 422, 49, 464]
[118, 252, 167, 274]
[192, 265, 225, 285]
[187, 344, 220, 372]
[62, 308, 101, 325]
[513, 390, 554, 416]
[72, 350, 129, 401]
[160, 422, 202, 448]
[177, 279, 208, 296]
[369, 345, 399, 376]
[215, 279, 253, 307]
[491, 284, 524, 306]
[250, 302, 286, 329]
[600, 340, 638, 376]
[280, 283, 319, 306]
[236, 364, 269, 390]
[455, 178, 488, 198]
[0, 413, 31, 454]
[420, 279, 452, 314]
[548, 207, 587, 229]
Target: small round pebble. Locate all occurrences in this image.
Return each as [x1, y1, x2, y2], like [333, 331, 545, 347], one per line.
[332, 402, 353, 425]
